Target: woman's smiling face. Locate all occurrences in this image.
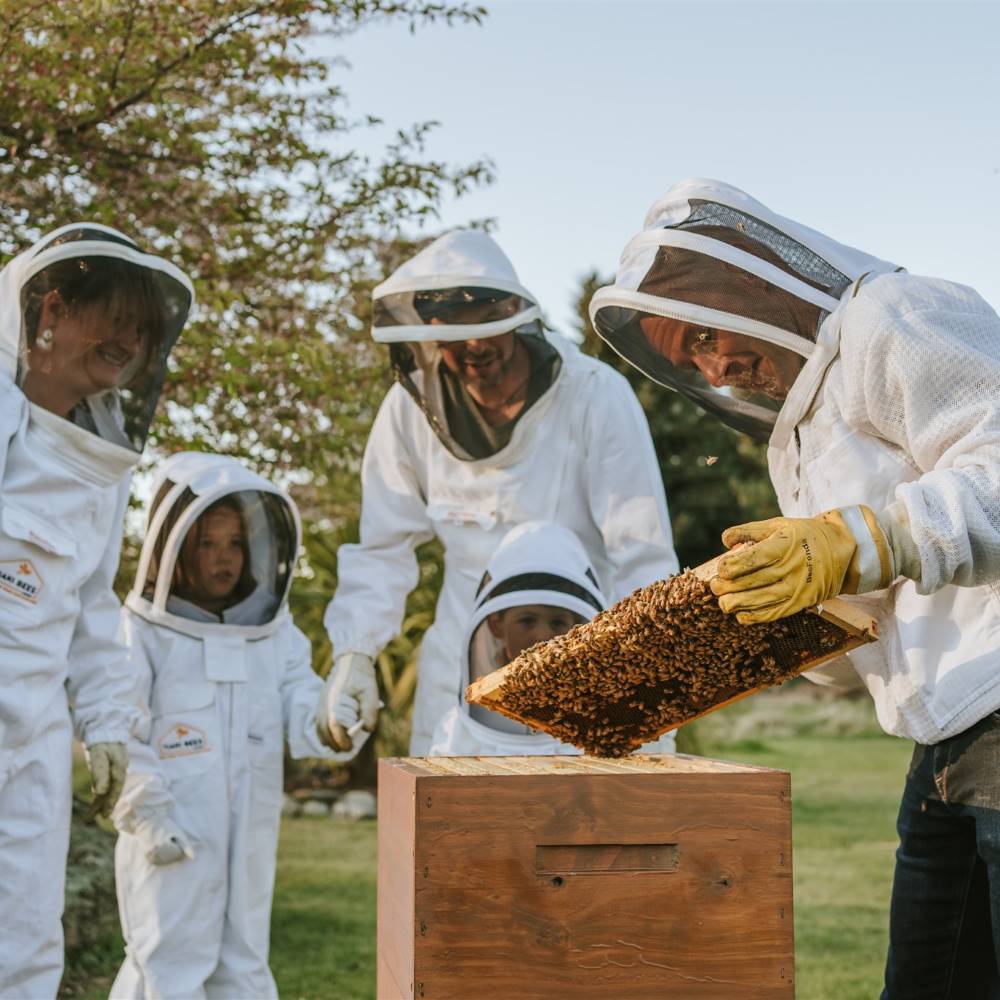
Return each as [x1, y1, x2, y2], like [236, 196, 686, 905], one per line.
[24, 290, 149, 411]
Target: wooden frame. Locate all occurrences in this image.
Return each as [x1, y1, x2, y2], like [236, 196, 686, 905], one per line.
[466, 555, 878, 746]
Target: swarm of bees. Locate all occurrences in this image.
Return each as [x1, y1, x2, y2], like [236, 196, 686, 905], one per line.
[467, 571, 850, 757]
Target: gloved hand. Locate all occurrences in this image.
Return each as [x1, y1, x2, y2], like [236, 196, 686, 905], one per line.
[710, 505, 893, 624]
[86, 741, 129, 819]
[316, 652, 379, 752]
[133, 812, 195, 866]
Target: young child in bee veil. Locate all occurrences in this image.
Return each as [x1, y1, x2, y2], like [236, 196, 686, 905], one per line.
[429, 521, 676, 756]
[111, 452, 363, 999]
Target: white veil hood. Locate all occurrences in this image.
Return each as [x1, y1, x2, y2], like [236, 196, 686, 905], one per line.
[371, 229, 540, 344]
[127, 452, 302, 639]
[590, 178, 902, 440]
[0, 222, 194, 455]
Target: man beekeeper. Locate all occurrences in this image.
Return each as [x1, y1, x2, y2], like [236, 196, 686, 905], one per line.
[589, 177, 1000, 998]
[320, 229, 678, 755]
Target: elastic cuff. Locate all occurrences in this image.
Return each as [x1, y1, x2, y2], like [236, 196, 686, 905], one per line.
[132, 803, 170, 822]
[84, 731, 129, 749]
[327, 634, 378, 661]
[879, 501, 923, 584]
[839, 505, 893, 593]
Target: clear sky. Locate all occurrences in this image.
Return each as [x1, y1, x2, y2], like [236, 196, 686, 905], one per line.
[327, 1, 1000, 336]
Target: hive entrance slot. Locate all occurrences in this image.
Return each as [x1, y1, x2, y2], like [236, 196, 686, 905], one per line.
[535, 843, 680, 875]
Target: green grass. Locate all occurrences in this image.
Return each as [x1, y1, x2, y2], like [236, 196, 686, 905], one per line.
[59, 818, 377, 1000]
[63, 695, 912, 999]
[270, 819, 377, 1000]
[709, 733, 911, 999]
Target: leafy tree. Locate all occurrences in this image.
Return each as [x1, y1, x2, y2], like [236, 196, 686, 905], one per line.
[574, 271, 779, 569]
[2, 1, 489, 771]
[0, 0, 491, 523]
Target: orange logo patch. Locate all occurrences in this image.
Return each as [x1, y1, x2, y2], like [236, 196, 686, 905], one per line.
[0, 560, 42, 604]
[158, 723, 209, 759]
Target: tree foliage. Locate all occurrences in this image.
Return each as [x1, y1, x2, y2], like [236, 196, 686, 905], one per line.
[574, 271, 779, 568]
[1, 1, 490, 763]
[0, 0, 490, 519]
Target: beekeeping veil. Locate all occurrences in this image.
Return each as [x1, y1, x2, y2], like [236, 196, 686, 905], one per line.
[371, 230, 553, 459]
[0, 223, 193, 459]
[128, 452, 301, 641]
[589, 179, 900, 440]
[465, 521, 606, 734]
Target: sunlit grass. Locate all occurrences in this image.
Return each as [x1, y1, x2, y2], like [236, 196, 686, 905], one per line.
[62, 691, 911, 1000]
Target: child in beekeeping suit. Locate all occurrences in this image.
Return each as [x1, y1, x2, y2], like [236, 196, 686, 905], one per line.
[110, 452, 364, 1000]
[429, 521, 676, 756]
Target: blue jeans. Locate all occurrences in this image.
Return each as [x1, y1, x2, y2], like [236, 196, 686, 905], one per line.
[882, 711, 1000, 999]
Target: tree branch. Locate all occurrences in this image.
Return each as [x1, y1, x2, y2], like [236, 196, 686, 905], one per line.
[108, 0, 140, 96]
[65, 0, 276, 138]
[0, 0, 51, 61]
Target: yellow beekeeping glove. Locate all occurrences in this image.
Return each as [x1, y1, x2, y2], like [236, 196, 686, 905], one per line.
[710, 505, 893, 624]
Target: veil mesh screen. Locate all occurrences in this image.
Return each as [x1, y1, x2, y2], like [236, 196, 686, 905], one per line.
[677, 201, 852, 297]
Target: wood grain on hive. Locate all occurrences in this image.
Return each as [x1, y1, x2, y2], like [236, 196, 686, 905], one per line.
[466, 558, 878, 756]
[377, 754, 794, 999]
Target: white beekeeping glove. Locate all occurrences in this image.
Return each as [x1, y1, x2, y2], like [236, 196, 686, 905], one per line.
[86, 741, 129, 819]
[132, 811, 196, 866]
[316, 652, 379, 752]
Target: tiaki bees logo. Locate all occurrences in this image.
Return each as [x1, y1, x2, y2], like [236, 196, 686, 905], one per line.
[0, 560, 42, 604]
[159, 723, 209, 759]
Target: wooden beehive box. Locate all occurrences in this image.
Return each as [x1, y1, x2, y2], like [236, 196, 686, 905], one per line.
[378, 754, 794, 999]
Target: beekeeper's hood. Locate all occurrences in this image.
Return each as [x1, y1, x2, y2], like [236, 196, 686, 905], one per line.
[464, 521, 606, 735]
[127, 452, 301, 644]
[589, 179, 900, 440]
[0, 223, 193, 466]
[372, 230, 553, 457]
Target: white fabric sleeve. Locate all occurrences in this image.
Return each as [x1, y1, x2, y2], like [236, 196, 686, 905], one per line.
[582, 367, 679, 600]
[66, 476, 137, 746]
[841, 284, 1000, 594]
[281, 622, 366, 763]
[111, 615, 174, 832]
[0, 379, 22, 483]
[324, 386, 435, 657]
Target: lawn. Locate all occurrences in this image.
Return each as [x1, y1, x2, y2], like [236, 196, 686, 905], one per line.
[62, 691, 912, 999]
[722, 734, 910, 998]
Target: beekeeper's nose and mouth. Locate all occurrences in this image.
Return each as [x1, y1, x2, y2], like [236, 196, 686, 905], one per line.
[638, 314, 800, 401]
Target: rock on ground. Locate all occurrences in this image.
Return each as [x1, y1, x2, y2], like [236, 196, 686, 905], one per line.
[301, 799, 332, 817]
[333, 789, 377, 820]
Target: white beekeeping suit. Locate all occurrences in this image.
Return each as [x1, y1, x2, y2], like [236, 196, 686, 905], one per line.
[111, 452, 362, 1000]
[430, 521, 678, 756]
[324, 230, 678, 755]
[590, 177, 1000, 744]
[0, 225, 192, 999]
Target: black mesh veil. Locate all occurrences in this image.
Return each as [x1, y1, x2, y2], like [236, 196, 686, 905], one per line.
[590, 181, 900, 440]
[591, 210, 844, 440]
[140, 482, 297, 627]
[10, 225, 193, 453]
[676, 201, 853, 298]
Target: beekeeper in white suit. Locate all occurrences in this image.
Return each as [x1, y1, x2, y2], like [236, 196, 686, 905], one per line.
[0, 225, 192, 998]
[429, 520, 608, 757]
[590, 178, 1000, 998]
[321, 230, 678, 755]
[111, 452, 363, 1000]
